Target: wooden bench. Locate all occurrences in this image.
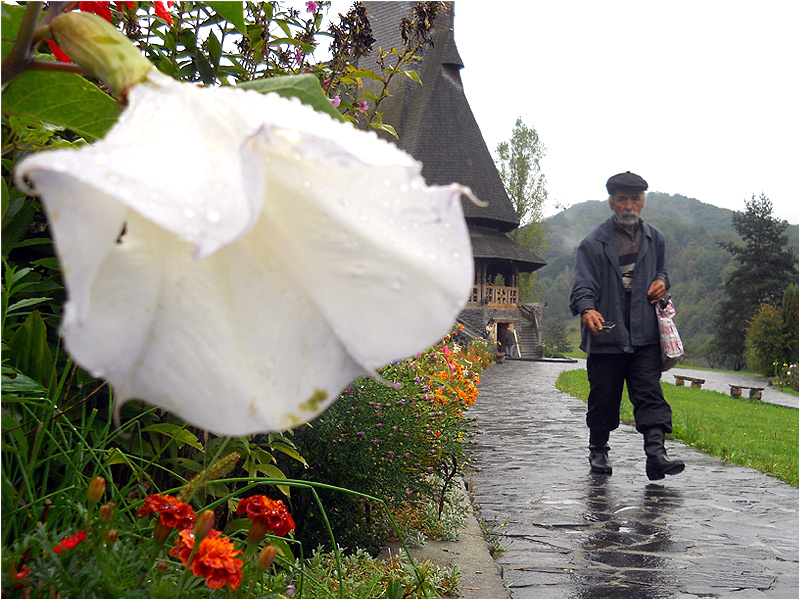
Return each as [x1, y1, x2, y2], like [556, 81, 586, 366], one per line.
[674, 375, 706, 388]
[729, 385, 764, 400]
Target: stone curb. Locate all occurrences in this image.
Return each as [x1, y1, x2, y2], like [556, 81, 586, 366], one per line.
[379, 478, 509, 598]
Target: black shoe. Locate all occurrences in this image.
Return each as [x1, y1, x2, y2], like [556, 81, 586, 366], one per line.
[643, 427, 685, 480]
[589, 446, 612, 474]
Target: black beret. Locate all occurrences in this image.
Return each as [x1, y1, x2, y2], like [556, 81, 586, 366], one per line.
[606, 171, 648, 194]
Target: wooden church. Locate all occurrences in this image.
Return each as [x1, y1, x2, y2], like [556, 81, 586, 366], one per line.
[360, 1, 547, 358]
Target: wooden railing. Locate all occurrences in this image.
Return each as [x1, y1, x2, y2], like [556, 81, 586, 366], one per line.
[469, 284, 518, 308]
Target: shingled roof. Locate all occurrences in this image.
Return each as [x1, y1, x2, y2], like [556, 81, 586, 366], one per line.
[361, 2, 518, 231]
[359, 1, 545, 270]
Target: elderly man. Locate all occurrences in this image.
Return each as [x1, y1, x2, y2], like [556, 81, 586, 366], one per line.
[569, 172, 685, 480]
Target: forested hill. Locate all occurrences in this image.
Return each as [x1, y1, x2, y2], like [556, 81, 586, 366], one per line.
[536, 192, 799, 364]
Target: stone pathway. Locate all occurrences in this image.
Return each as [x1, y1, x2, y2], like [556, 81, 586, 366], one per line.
[467, 360, 799, 598]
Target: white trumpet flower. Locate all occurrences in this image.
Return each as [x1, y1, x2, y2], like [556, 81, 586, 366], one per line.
[15, 70, 475, 435]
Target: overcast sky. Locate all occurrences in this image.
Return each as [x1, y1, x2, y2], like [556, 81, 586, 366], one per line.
[325, 1, 799, 224]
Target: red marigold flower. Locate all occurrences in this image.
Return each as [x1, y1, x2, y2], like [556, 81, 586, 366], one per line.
[45, 39, 71, 63]
[53, 530, 87, 553]
[170, 529, 243, 591]
[137, 493, 196, 532]
[80, 1, 113, 22]
[154, 1, 174, 26]
[236, 495, 296, 539]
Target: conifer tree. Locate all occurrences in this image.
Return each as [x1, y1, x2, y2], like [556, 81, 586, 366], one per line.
[714, 194, 797, 369]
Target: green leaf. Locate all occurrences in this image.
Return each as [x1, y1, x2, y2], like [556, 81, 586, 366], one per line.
[256, 463, 291, 497]
[1, 367, 47, 396]
[141, 423, 204, 451]
[205, 30, 222, 68]
[1, 3, 26, 59]
[370, 121, 398, 139]
[206, 1, 246, 34]
[7, 310, 56, 389]
[1, 413, 29, 457]
[402, 69, 423, 86]
[1, 71, 120, 141]
[269, 441, 308, 467]
[6, 297, 53, 315]
[238, 73, 345, 122]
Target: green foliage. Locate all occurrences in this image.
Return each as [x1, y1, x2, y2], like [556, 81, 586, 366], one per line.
[287, 335, 491, 554]
[542, 317, 572, 357]
[555, 369, 799, 487]
[494, 117, 549, 302]
[746, 303, 788, 376]
[746, 283, 799, 385]
[714, 194, 797, 369]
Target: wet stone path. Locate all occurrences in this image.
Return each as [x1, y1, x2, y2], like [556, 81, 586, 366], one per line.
[467, 360, 799, 598]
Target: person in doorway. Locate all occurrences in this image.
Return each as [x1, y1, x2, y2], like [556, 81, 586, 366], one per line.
[569, 171, 685, 480]
[504, 323, 516, 357]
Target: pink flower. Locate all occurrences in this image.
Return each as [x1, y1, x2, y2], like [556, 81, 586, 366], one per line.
[356, 100, 368, 112]
[330, 95, 341, 108]
[306, 1, 318, 13]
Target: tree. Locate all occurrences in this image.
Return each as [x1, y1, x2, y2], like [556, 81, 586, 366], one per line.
[745, 303, 787, 375]
[542, 317, 572, 357]
[714, 194, 797, 369]
[495, 117, 548, 300]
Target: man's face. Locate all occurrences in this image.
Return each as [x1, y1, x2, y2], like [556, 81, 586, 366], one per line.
[612, 190, 644, 226]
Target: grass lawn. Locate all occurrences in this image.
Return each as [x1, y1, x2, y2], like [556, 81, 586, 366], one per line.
[556, 369, 799, 487]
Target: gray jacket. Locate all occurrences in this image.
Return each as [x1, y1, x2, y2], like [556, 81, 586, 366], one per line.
[569, 217, 669, 354]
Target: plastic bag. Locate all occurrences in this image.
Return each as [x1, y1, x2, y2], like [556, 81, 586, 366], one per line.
[656, 296, 684, 371]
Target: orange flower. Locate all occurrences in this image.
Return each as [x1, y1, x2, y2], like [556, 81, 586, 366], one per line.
[137, 493, 196, 532]
[170, 529, 243, 590]
[236, 495, 295, 539]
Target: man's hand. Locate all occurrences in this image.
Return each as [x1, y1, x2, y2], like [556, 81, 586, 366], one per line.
[648, 279, 667, 304]
[581, 309, 605, 335]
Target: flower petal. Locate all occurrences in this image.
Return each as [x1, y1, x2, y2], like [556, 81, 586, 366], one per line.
[243, 126, 473, 370]
[14, 73, 474, 435]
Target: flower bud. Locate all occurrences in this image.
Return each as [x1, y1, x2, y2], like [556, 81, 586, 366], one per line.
[246, 518, 270, 544]
[257, 545, 278, 571]
[153, 520, 172, 544]
[156, 561, 169, 574]
[104, 529, 119, 545]
[193, 510, 215, 544]
[99, 502, 115, 522]
[87, 476, 106, 503]
[49, 12, 153, 101]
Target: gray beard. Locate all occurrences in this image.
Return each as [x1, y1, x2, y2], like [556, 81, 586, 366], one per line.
[616, 211, 640, 227]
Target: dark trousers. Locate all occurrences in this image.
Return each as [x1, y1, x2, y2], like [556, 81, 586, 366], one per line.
[586, 344, 672, 434]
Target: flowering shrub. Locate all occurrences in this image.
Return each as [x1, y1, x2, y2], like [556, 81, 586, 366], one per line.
[771, 362, 798, 392]
[288, 327, 493, 553]
[1, 2, 485, 596]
